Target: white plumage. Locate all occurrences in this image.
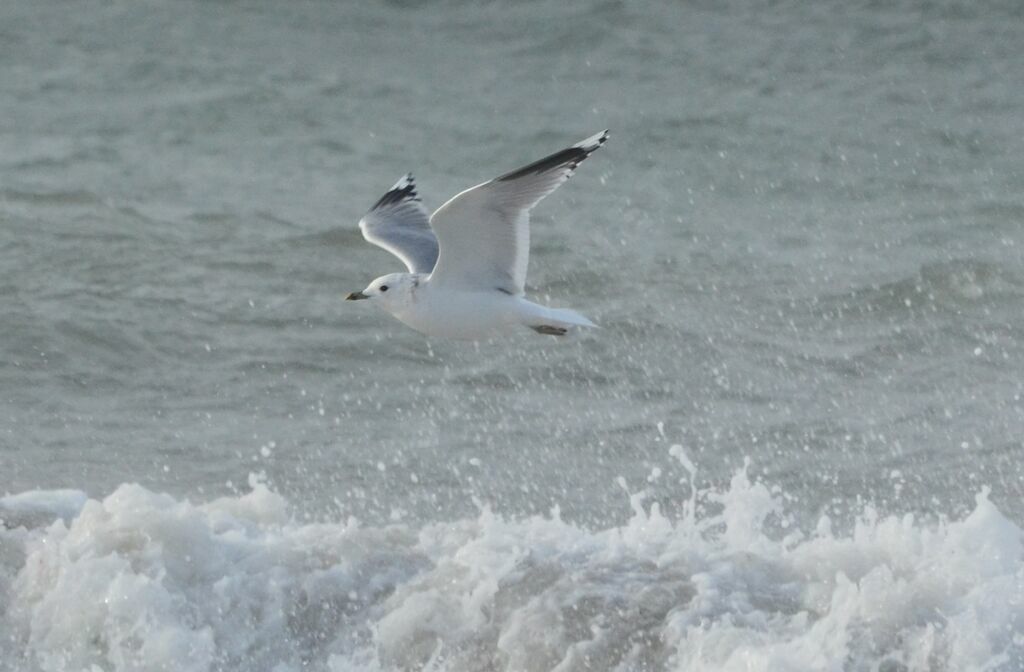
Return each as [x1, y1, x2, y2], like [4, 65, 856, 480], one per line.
[347, 131, 609, 339]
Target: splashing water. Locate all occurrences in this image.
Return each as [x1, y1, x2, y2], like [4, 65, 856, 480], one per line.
[2, 457, 1021, 672]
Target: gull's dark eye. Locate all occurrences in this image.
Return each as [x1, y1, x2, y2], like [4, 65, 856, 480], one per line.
[380, 285, 389, 292]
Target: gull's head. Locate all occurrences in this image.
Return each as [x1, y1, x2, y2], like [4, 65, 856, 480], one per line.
[345, 273, 415, 310]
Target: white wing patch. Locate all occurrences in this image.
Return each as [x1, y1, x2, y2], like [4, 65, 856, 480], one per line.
[428, 130, 609, 295]
[358, 174, 439, 274]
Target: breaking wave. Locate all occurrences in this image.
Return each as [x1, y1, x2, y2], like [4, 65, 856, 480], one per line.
[2, 453, 1021, 672]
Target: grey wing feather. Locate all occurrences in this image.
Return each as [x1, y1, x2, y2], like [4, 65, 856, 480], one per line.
[428, 130, 609, 295]
[358, 174, 439, 274]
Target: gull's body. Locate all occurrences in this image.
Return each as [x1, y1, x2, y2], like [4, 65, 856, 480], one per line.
[347, 131, 609, 339]
[365, 273, 590, 339]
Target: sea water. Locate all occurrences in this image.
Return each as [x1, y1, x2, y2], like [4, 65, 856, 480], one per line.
[2, 1, 1023, 669]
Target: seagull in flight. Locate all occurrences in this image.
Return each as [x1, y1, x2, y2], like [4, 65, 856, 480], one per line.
[346, 130, 609, 339]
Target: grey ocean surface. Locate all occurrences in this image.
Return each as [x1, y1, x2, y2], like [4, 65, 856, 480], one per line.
[2, 1, 1024, 671]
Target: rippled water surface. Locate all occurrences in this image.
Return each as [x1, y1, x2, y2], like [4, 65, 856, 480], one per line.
[2, 1, 1023, 670]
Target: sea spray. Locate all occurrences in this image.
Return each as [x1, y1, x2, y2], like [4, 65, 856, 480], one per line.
[1, 462, 1021, 672]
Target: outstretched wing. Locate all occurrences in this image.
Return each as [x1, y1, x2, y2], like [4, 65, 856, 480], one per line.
[358, 174, 439, 274]
[427, 130, 608, 296]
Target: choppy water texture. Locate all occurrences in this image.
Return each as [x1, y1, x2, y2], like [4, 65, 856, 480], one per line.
[2, 1, 1023, 670]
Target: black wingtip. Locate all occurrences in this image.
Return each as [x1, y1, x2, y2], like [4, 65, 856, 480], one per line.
[371, 173, 420, 210]
[496, 130, 610, 182]
[579, 130, 610, 152]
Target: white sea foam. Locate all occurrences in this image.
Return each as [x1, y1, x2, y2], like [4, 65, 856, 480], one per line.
[1, 468, 1021, 672]
[0, 490, 87, 528]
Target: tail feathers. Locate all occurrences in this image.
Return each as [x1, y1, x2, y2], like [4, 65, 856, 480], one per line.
[526, 304, 597, 336]
[542, 306, 597, 329]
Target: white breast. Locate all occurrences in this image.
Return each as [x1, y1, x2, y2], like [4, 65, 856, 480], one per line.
[391, 285, 523, 339]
